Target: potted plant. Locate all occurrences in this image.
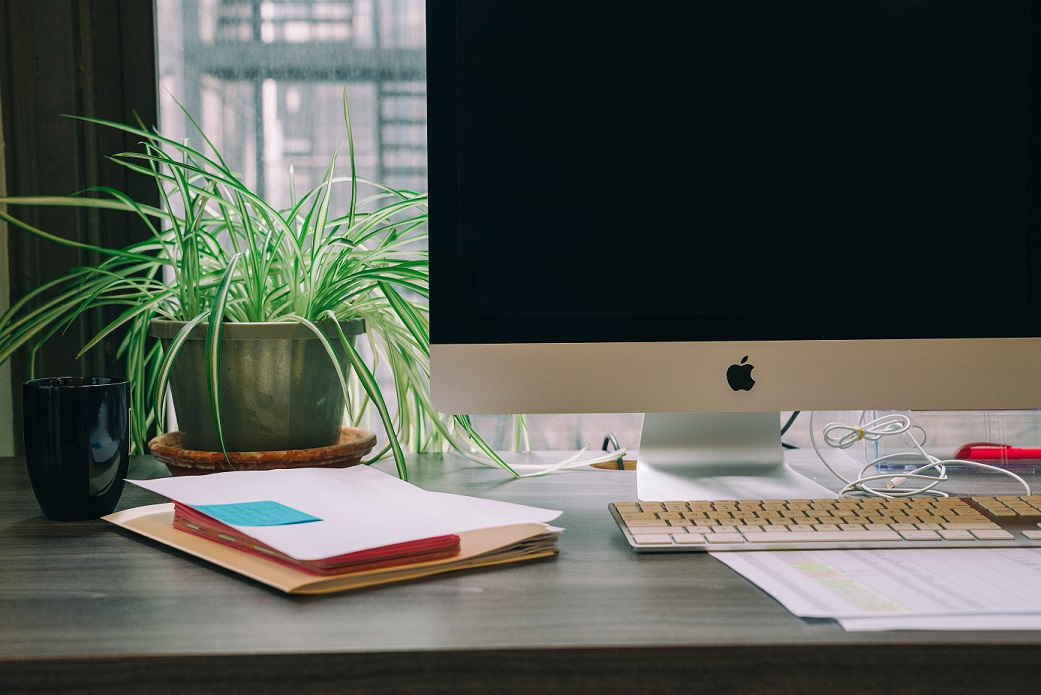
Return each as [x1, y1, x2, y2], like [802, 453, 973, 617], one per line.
[0, 91, 516, 479]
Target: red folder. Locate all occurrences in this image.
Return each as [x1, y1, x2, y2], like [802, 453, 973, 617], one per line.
[173, 502, 461, 576]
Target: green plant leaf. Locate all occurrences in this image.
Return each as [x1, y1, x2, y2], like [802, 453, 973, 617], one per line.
[205, 252, 243, 462]
[152, 312, 210, 434]
[0, 207, 171, 266]
[329, 314, 408, 480]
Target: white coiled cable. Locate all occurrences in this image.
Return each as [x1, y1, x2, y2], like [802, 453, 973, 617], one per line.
[810, 412, 1031, 498]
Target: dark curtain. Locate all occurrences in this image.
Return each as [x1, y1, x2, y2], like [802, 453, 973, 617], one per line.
[0, 0, 159, 453]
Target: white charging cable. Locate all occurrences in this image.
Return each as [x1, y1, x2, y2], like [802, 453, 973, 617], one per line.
[810, 412, 1031, 498]
[513, 445, 629, 478]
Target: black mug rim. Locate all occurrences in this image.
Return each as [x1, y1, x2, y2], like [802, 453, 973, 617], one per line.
[24, 376, 130, 389]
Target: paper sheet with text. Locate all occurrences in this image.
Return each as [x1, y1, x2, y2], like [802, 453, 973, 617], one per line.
[713, 547, 1041, 622]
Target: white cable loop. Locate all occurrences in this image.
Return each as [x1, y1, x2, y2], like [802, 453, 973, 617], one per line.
[822, 413, 910, 450]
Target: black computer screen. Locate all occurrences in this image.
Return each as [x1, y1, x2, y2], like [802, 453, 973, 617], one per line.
[428, 1, 1041, 344]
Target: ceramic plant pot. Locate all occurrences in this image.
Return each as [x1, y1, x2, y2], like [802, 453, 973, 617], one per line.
[149, 318, 365, 453]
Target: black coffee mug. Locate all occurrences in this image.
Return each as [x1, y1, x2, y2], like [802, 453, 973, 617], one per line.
[23, 377, 131, 521]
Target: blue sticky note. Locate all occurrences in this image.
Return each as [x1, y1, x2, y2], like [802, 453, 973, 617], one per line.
[193, 500, 322, 527]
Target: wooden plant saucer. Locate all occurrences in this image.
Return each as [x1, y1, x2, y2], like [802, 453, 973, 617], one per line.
[148, 427, 377, 476]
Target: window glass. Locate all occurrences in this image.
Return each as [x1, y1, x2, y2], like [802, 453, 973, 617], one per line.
[157, 0, 426, 206]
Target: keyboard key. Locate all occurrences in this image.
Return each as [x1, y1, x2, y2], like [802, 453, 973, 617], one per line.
[971, 529, 1015, 541]
[632, 534, 674, 545]
[743, 530, 902, 543]
[619, 512, 659, 521]
[704, 533, 746, 544]
[628, 526, 675, 535]
[889, 523, 918, 531]
[674, 534, 706, 545]
[898, 530, 942, 541]
[938, 530, 975, 541]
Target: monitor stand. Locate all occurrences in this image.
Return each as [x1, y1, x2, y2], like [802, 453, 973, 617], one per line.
[636, 412, 837, 501]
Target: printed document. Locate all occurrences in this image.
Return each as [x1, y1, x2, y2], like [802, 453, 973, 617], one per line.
[713, 548, 1041, 631]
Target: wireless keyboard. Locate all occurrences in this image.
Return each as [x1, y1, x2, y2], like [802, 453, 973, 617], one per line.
[610, 495, 1041, 552]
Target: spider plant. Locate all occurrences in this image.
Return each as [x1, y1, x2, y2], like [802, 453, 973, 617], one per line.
[0, 91, 517, 480]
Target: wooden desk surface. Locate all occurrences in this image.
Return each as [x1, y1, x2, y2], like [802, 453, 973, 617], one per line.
[1, 452, 1039, 694]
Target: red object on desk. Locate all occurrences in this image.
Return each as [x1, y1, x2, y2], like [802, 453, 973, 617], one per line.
[953, 442, 1041, 464]
[173, 502, 461, 576]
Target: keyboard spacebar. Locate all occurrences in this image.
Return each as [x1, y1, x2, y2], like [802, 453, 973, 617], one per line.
[743, 530, 903, 543]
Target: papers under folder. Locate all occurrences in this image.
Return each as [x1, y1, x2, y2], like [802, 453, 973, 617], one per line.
[104, 466, 563, 594]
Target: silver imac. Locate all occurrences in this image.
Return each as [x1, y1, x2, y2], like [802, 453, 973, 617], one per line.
[426, 1, 1041, 500]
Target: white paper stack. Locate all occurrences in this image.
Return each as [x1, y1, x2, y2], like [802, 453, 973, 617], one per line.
[713, 547, 1041, 631]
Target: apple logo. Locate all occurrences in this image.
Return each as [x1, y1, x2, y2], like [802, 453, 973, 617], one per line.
[726, 356, 755, 391]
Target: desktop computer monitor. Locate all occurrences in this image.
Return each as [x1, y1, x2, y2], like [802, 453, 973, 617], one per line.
[426, 0, 1041, 500]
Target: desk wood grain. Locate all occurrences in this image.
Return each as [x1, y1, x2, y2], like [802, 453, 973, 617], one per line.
[1, 454, 1039, 694]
